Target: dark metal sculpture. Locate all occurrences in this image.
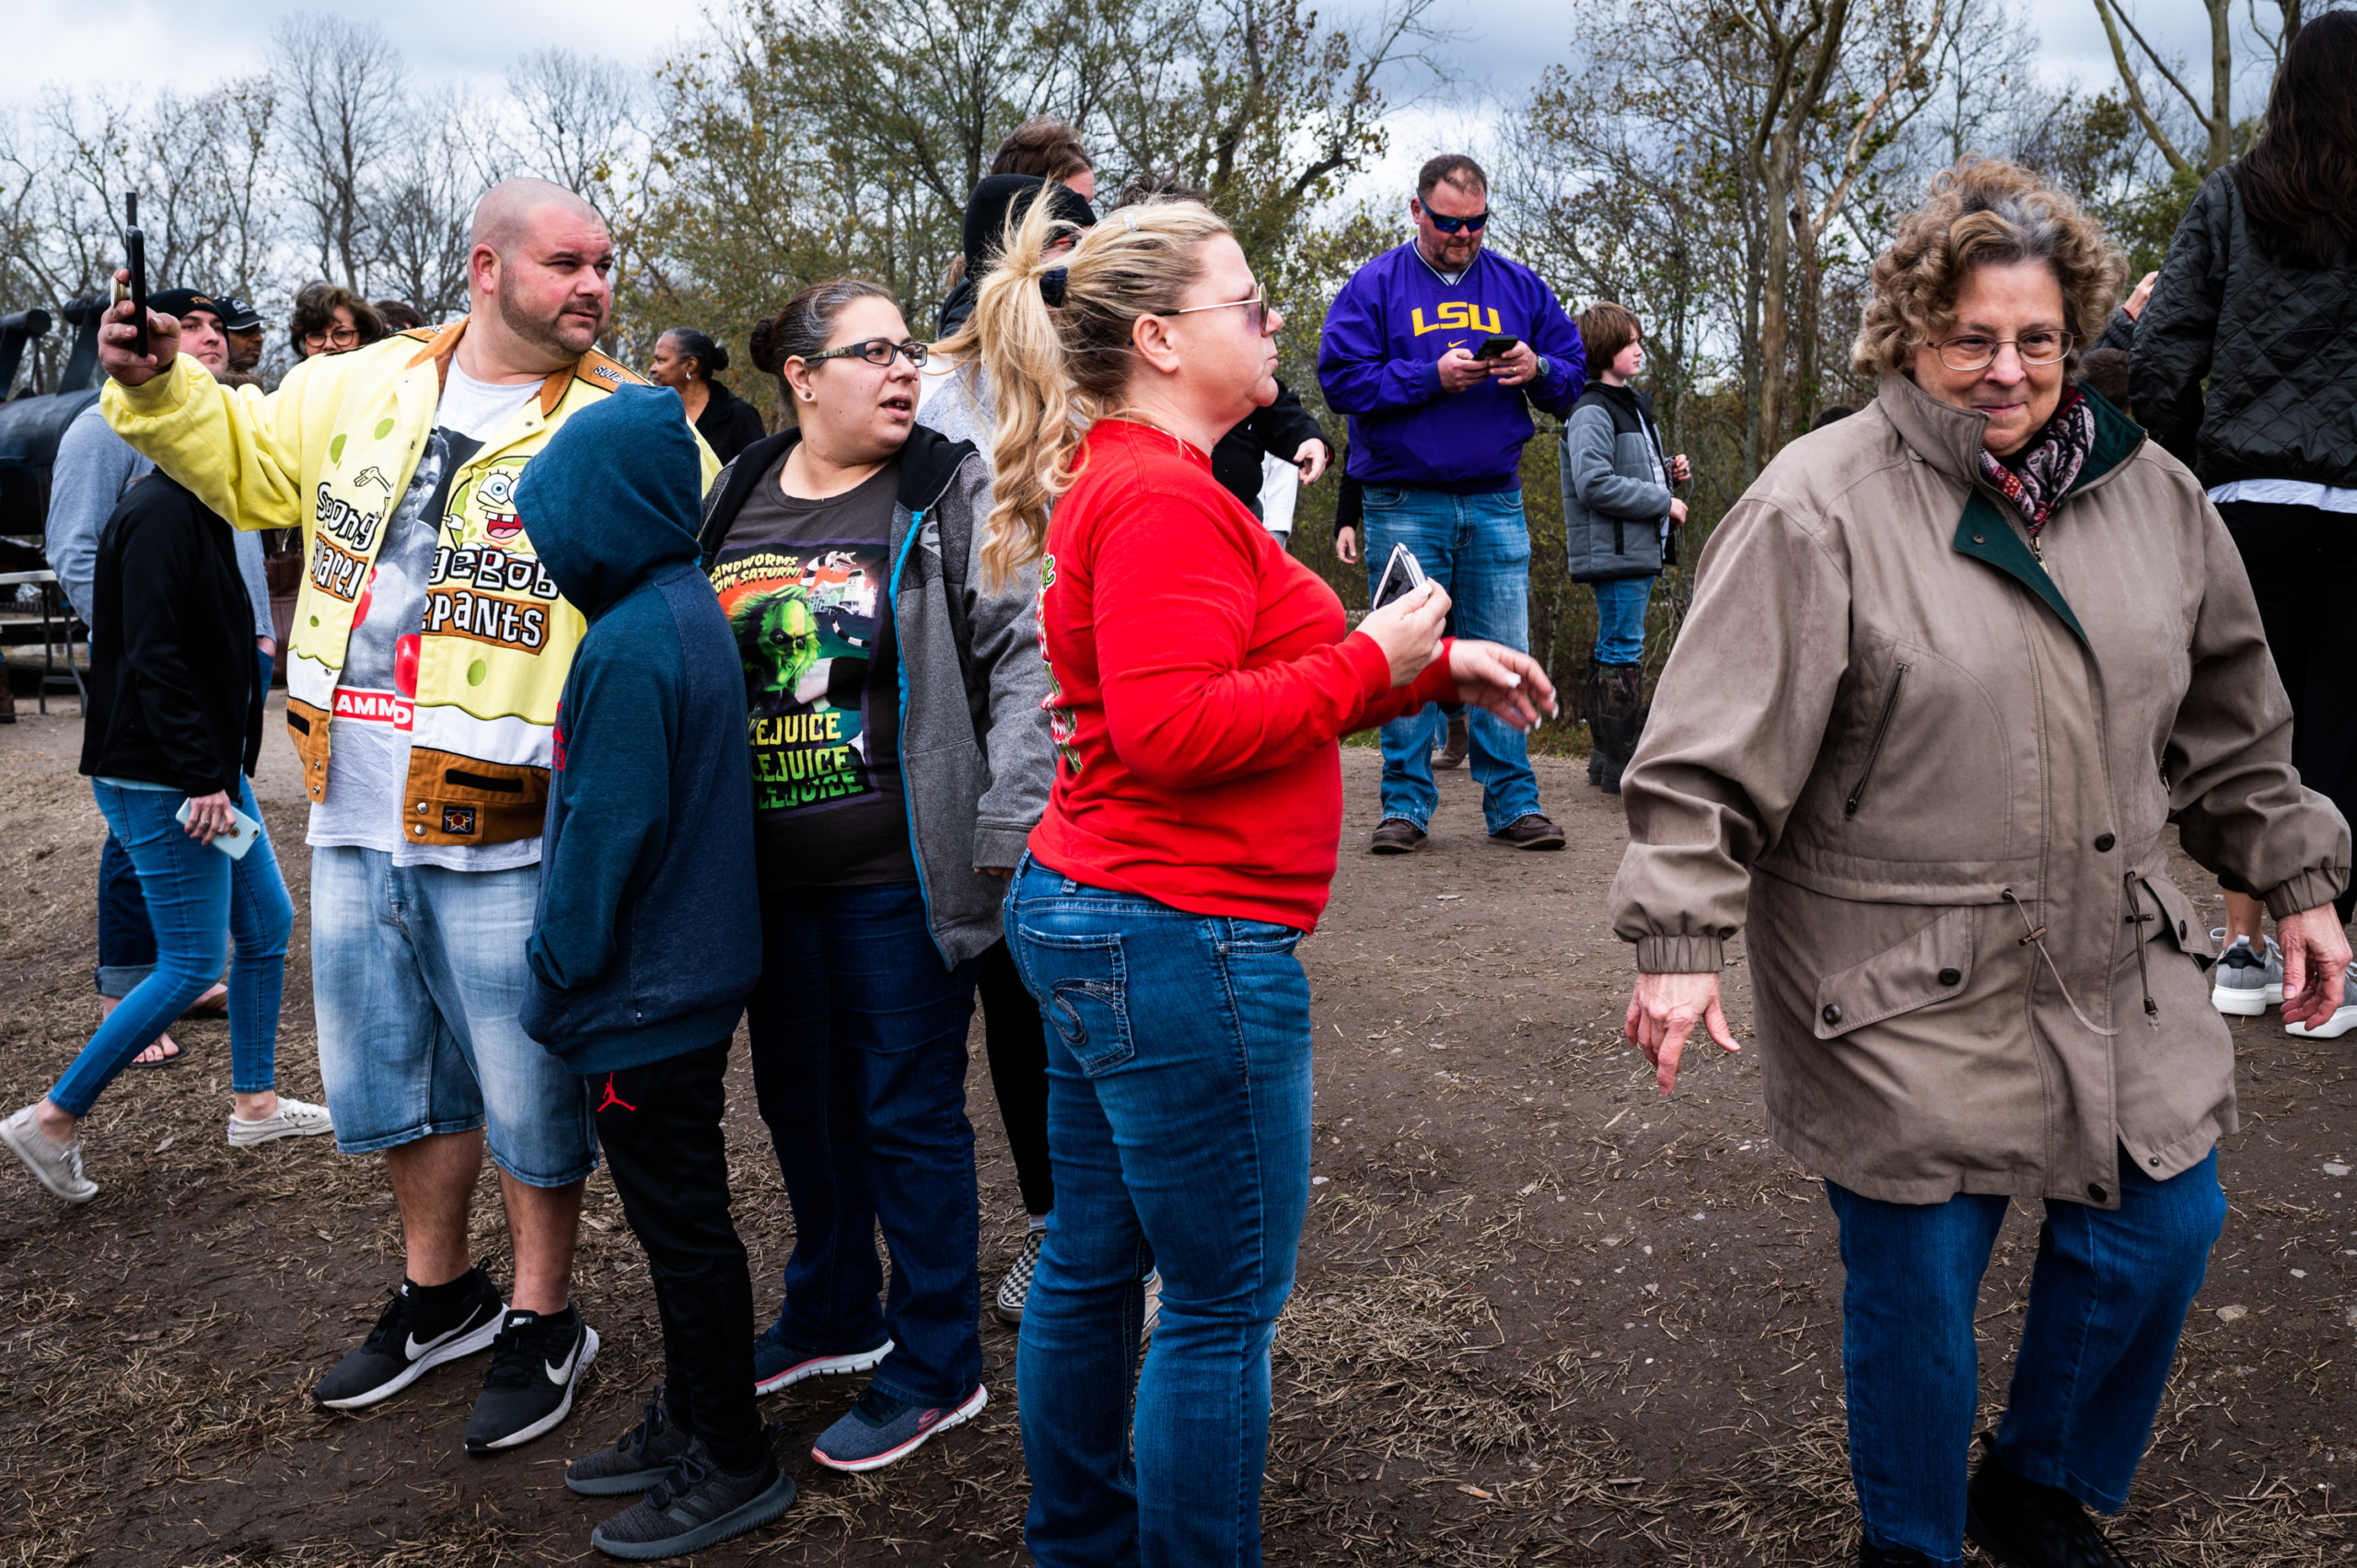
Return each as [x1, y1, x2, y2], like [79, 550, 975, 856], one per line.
[0, 297, 110, 554]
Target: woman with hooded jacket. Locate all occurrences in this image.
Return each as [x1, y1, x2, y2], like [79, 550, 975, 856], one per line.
[1614, 158, 2350, 1568]
[697, 278, 1053, 1477]
[2131, 11, 2357, 1024]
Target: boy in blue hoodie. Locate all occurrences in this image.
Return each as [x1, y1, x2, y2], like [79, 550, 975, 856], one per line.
[513, 384, 791, 1560]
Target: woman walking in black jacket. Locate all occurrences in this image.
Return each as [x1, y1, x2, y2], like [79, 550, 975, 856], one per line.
[2133, 11, 2357, 1031]
[3, 475, 328, 1203]
[650, 329, 769, 465]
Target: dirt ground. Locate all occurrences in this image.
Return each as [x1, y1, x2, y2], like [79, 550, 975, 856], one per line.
[3, 699, 2352, 1567]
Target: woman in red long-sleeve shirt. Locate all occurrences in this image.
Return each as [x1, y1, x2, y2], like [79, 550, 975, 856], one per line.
[970, 196, 1554, 1567]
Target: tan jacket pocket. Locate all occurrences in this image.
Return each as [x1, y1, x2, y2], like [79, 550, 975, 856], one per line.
[2137, 872, 2215, 970]
[285, 698, 331, 802]
[1813, 907, 1976, 1039]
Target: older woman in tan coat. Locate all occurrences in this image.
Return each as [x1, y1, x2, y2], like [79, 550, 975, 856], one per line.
[1612, 159, 2351, 1568]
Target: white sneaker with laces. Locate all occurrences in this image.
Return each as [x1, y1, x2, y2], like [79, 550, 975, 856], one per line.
[226, 1097, 335, 1146]
[3, 1103, 99, 1203]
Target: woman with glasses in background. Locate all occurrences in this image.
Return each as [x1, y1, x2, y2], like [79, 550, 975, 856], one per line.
[288, 283, 387, 360]
[696, 280, 1054, 1477]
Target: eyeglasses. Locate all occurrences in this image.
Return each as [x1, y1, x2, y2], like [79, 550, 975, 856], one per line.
[804, 338, 930, 368]
[1167, 285, 1277, 338]
[1419, 204, 1490, 235]
[1933, 330, 2073, 372]
[303, 326, 360, 351]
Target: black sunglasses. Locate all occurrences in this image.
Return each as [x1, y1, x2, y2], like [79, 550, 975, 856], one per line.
[1420, 203, 1490, 234]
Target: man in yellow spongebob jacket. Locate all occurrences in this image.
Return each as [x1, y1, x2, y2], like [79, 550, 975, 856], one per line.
[99, 178, 721, 1455]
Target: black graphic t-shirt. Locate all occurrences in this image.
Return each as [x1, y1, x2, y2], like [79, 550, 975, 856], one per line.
[710, 454, 916, 889]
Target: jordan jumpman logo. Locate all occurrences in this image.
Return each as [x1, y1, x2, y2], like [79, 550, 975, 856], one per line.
[595, 1074, 634, 1113]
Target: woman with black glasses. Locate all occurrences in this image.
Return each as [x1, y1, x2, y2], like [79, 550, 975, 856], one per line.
[697, 279, 1053, 1476]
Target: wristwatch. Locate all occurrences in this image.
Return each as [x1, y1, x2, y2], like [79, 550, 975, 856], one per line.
[1534, 355, 1551, 380]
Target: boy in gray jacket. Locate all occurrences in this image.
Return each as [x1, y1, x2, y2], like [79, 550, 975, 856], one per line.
[1561, 302, 1689, 794]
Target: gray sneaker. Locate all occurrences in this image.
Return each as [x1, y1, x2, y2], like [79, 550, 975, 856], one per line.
[810, 1382, 986, 1473]
[2210, 930, 2284, 1016]
[2, 1103, 99, 1204]
[226, 1097, 334, 1146]
[567, 1385, 693, 1496]
[588, 1440, 796, 1560]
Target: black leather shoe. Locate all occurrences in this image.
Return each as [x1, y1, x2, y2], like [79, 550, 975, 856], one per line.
[1860, 1542, 1939, 1567]
[1370, 819, 1426, 854]
[1966, 1434, 2134, 1567]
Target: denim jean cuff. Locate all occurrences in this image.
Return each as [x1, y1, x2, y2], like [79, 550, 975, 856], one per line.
[95, 963, 153, 999]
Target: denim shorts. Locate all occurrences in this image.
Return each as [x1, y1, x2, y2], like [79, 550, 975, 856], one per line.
[310, 845, 597, 1186]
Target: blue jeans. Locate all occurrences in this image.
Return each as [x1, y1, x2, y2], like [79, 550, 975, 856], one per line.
[96, 830, 160, 997]
[309, 846, 597, 1185]
[1827, 1150, 2226, 1563]
[51, 778, 291, 1116]
[1588, 575, 1655, 665]
[1005, 855, 1313, 1568]
[94, 646, 268, 998]
[746, 881, 983, 1407]
[1361, 486, 1541, 832]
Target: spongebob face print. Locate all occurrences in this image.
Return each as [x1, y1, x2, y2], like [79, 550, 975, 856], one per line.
[473, 466, 525, 540]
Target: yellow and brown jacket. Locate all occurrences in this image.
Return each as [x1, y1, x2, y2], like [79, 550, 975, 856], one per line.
[104, 319, 720, 848]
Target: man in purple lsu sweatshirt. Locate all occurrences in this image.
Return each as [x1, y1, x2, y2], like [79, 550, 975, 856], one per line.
[1319, 154, 1585, 855]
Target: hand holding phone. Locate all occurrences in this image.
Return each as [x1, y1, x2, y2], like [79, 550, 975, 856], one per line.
[176, 794, 261, 858]
[1474, 334, 1521, 362]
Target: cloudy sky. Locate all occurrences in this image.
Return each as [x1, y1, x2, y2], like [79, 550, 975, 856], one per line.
[2, 0, 2286, 194]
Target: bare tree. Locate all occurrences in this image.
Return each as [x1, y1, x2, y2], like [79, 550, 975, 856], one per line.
[505, 49, 643, 195]
[273, 14, 408, 287]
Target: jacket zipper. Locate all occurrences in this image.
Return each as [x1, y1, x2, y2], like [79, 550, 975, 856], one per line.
[1843, 663, 1909, 818]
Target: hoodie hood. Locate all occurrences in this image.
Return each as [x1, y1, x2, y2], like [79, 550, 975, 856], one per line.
[517, 382, 703, 619]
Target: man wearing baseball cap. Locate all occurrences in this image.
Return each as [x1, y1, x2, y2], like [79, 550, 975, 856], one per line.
[205, 294, 268, 378]
[44, 285, 277, 1067]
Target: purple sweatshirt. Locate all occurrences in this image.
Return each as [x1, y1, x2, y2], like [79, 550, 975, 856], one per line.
[1329, 241, 1584, 490]
[1318, 242, 1586, 493]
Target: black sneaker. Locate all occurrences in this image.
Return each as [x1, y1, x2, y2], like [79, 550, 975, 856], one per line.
[1965, 1434, 2134, 1567]
[464, 1305, 598, 1454]
[1861, 1544, 1939, 1567]
[567, 1384, 693, 1496]
[312, 1266, 505, 1411]
[590, 1440, 797, 1561]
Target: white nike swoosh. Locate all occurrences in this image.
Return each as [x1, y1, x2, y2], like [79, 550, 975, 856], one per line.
[545, 1338, 581, 1385]
[404, 1318, 475, 1362]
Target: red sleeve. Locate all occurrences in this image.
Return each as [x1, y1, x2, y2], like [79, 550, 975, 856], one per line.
[1093, 487, 1398, 790]
[1350, 637, 1459, 730]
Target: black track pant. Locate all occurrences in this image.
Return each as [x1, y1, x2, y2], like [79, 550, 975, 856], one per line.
[589, 1040, 765, 1472]
[2216, 499, 2357, 924]
[977, 938, 1055, 1216]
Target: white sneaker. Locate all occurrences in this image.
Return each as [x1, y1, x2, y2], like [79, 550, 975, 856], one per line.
[226, 1097, 334, 1146]
[2286, 962, 2357, 1040]
[3, 1103, 99, 1204]
[1140, 1268, 1162, 1341]
[2210, 931, 2284, 1016]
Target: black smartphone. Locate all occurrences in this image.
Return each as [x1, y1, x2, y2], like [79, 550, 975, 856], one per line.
[122, 194, 149, 361]
[1474, 333, 1520, 361]
[1371, 540, 1426, 609]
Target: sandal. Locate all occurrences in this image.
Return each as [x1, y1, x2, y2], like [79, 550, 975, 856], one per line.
[130, 1035, 188, 1069]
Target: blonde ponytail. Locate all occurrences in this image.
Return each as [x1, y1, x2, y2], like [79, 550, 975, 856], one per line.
[970, 196, 1234, 590]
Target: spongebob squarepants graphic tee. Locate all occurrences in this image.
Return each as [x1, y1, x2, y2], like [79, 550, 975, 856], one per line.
[308, 365, 539, 868]
[709, 453, 916, 889]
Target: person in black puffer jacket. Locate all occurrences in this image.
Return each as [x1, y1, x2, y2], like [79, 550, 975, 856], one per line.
[2131, 12, 2357, 980]
[2, 473, 330, 1205]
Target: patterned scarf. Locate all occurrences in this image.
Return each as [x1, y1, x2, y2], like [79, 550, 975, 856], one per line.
[1976, 387, 2095, 538]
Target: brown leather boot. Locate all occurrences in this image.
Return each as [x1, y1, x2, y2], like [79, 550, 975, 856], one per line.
[1431, 710, 1469, 770]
